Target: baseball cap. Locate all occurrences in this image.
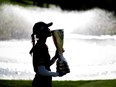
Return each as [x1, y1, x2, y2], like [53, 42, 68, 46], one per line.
[33, 21, 53, 34]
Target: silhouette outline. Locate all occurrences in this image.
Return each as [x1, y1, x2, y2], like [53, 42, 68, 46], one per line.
[29, 21, 66, 87]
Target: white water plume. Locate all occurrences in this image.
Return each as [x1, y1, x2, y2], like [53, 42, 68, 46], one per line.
[0, 4, 116, 40]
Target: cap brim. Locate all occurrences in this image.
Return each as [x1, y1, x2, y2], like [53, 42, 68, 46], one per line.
[47, 22, 53, 27]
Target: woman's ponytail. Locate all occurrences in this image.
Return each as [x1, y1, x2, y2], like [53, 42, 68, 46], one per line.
[29, 33, 35, 55]
[31, 33, 35, 47]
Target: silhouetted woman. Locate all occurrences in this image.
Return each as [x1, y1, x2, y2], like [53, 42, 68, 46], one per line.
[30, 21, 63, 87]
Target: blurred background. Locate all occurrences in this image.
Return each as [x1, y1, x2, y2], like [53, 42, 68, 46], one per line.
[0, 0, 116, 80]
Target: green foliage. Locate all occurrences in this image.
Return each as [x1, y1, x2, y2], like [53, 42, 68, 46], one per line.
[0, 0, 33, 6]
[0, 80, 116, 87]
[0, 0, 11, 3]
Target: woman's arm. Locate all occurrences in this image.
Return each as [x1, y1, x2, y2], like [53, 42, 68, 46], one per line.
[38, 65, 59, 77]
[50, 50, 59, 65]
[50, 56, 58, 65]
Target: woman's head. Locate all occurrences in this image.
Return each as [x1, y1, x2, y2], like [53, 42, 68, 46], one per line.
[33, 21, 53, 38]
[31, 21, 53, 46]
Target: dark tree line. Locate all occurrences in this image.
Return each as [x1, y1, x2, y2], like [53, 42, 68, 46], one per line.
[12, 0, 116, 14]
[33, 0, 116, 13]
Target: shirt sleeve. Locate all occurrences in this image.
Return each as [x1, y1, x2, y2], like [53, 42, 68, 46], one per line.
[38, 65, 59, 77]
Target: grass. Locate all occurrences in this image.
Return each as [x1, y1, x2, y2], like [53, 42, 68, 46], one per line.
[0, 79, 116, 87]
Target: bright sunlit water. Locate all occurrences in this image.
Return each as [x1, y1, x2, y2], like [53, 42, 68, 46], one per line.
[0, 4, 116, 80]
